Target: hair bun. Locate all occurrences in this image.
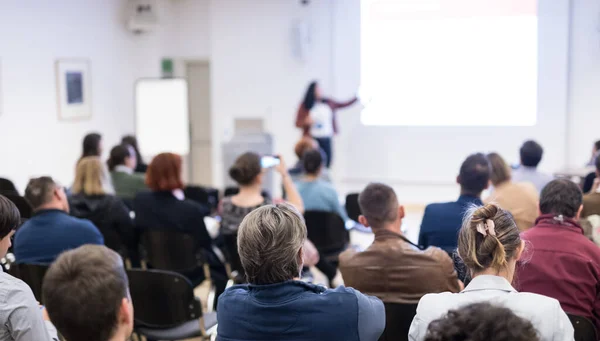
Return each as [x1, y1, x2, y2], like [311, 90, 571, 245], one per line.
[471, 203, 499, 223]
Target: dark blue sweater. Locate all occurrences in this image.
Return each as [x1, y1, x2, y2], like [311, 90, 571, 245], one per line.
[14, 209, 104, 264]
[217, 280, 385, 341]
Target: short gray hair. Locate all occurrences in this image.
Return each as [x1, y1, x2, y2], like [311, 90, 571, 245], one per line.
[237, 203, 306, 284]
[25, 176, 58, 210]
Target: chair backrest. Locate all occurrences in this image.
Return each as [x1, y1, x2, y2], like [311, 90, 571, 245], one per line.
[378, 303, 418, 341]
[222, 233, 245, 281]
[9, 263, 49, 302]
[568, 314, 598, 341]
[1, 193, 33, 219]
[0, 178, 17, 193]
[345, 193, 361, 222]
[127, 269, 202, 328]
[303, 211, 349, 254]
[184, 186, 219, 212]
[141, 230, 202, 272]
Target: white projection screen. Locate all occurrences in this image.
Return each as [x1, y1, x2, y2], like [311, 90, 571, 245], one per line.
[135, 79, 190, 156]
[360, 0, 538, 126]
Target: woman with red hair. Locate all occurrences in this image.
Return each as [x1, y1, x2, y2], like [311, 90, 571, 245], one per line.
[133, 153, 226, 303]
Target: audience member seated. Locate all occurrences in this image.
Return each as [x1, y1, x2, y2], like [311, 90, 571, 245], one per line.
[295, 149, 348, 221]
[423, 303, 539, 341]
[217, 204, 385, 341]
[289, 137, 329, 180]
[511, 140, 553, 193]
[79, 132, 103, 164]
[582, 154, 600, 217]
[340, 183, 461, 304]
[43, 245, 133, 341]
[122, 135, 148, 173]
[107, 144, 146, 200]
[419, 153, 490, 253]
[221, 152, 303, 236]
[517, 179, 600, 333]
[409, 203, 573, 341]
[69, 157, 137, 262]
[485, 153, 538, 232]
[14, 177, 103, 264]
[0, 195, 59, 341]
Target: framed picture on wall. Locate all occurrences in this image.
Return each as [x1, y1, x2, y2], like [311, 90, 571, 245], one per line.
[55, 59, 92, 120]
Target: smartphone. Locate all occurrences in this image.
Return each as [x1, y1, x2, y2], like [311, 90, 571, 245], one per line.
[261, 155, 280, 169]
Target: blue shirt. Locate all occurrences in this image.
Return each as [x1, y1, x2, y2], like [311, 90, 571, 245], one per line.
[511, 166, 554, 194]
[295, 179, 349, 221]
[14, 209, 104, 264]
[418, 195, 482, 253]
[217, 280, 385, 341]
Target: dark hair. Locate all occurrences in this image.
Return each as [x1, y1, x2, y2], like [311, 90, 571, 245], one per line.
[302, 81, 318, 111]
[0, 195, 20, 239]
[229, 152, 262, 186]
[425, 302, 539, 341]
[82, 133, 102, 158]
[594, 140, 600, 152]
[121, 135, 144, 165]
[107, 145, 132, 172]
[358, 183, 399, 229]
[302, 149, 323, 175]
[595, 154, 600, 173]
[539, 179, 582, 218]
[43, 245, 129, 341]
[459, 153, 490, 195]
[145, 153, 184, 191]
[487, 153, 511, 186]
[458, 204, 521, 275]
[25, 177, 58, 210]
[520, 140, 543, 167]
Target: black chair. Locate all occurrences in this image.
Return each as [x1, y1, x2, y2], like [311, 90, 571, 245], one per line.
[141, 229, 208, 275]
[185, 186, 219, 213]
[0, 192, 33, 220]
[222, 233, 245, 284]
[568, 314, 597, 341]
[345, 193, 361, 223]
[0, 178, 17, 193]
[582, 172, 596, 194]
[127, 269, 217, 340]
[8, 263, 49, 303]
[303, 211, 349, 261]
[378, 303, 418, 341]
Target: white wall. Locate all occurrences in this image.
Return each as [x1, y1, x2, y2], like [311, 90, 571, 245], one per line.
[0, 0, 164, 191]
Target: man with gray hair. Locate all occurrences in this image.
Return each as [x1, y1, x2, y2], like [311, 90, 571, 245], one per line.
[13, 176, 103, 264]
[217, 203, 385, 341]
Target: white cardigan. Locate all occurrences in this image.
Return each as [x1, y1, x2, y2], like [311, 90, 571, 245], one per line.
[408, 275, 574, 341]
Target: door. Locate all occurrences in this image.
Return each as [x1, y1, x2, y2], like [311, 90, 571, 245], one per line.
[186, 62, 212, 186]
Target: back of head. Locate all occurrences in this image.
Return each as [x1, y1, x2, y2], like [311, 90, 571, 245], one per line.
[229, 152, 261, 186]
[302, 149, 323, 175]
[358, 183, 398, 229]
[82, 132, 102, 158]
[458, 203, 521, 274]
[539, 179, 582, 218]
[594, 140, 600, 152]
[520, 140, 543, 167]
[459, 153, 490, 195]
[121, 135, 143, 164]
[107, 145, 130, 172]
[146, 152, 184, 191]
[238, 203, 306, 284]
[0, 195, 20, 239]
[294, 137, 317, 160]
[25, 176, 57, 211]
[73, 156, 112, 195]
[425, 302, 539, 341]
[487, 152, 511, 186]
[43, 245, 130, 341]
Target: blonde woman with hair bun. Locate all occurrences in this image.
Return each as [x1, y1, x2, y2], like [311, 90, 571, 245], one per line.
[408, 203, 574, 341]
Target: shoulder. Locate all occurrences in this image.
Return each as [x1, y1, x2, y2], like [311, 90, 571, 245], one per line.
[423, 246, 453, 264]
[0, 272, 35, 305]
[423, 202, 455, 217]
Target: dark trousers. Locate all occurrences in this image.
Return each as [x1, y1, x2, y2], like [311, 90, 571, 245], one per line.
[315, 137, 332, 168]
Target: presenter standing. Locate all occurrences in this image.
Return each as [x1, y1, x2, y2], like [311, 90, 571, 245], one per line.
[295, 81, 358, 168]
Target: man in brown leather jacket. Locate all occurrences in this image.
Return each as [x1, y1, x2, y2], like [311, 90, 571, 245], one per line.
[339, 183, 461, 304]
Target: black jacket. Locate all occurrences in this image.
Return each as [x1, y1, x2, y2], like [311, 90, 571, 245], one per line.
[69, 194, 135, 253]
[133, 191, 212, 249]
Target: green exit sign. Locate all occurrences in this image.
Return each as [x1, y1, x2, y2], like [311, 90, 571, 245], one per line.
[161, 58, 173, 78]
